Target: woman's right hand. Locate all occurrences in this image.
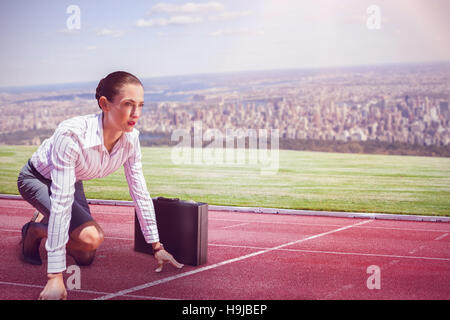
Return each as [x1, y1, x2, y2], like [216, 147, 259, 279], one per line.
[38, 273, 67, 300]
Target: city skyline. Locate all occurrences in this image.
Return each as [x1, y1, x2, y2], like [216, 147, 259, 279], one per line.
[1, 62, 448, 151]
[1, 0, 450, 87]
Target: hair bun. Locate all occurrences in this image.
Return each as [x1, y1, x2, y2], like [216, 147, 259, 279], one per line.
[95, 78, 105, 101]
[95, 71, 142, 110]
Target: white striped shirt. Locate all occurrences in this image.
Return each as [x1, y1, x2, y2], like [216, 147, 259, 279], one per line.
[30, 113, 159, 273]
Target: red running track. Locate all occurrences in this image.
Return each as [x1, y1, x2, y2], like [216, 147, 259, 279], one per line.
[0, 198, 449, 300]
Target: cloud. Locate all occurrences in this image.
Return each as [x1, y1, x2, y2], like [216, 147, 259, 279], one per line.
[136, 2, 251, 29]
[57, 28, 80, 34]
[96, 28, 124, 37]
[136, 15, 203, 27]
[210, 10, 252, 21]
[209, 28, 264, 37]
[149, 2, 224, 15]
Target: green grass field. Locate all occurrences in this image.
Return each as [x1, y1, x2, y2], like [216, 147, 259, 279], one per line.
[1, 145, 449, 216]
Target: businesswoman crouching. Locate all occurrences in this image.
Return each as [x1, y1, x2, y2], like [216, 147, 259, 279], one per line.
[17, 71, 183, 300]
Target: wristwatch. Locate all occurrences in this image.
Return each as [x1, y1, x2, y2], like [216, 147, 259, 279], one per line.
[153, 243, 164, 254]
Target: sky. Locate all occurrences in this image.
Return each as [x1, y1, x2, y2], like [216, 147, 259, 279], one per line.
[0, 0, 449, 87]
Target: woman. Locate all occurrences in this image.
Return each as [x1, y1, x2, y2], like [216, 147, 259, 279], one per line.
[17, 71, 183, 300]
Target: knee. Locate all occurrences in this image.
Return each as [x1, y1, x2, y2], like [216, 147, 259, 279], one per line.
[82, 228, 104, 251]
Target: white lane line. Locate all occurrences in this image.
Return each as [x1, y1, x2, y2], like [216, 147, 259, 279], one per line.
[434, 233, 448, 241]
[0, 281, 179, 300]
[95, 219, 372, 300]
[211, 218, 450, 233]
[222, 222, 249, 229]
[0, 229, 134, 242]
[0, 229, 21, 233]
[3, 218, 449, 234]
[5, 228, 447, 262]
[208, 244, 450, 262]
[7, 228, 446, 262]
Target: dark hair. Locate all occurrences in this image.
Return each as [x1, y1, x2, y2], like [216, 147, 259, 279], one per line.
[95, 71, 143, 109]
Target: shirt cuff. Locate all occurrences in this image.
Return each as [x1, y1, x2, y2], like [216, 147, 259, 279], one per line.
[47, 248, 66, 274]
[144, 229, 160, 244]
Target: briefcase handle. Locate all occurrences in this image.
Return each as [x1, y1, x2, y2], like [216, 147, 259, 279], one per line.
[156, 196, 180, 202]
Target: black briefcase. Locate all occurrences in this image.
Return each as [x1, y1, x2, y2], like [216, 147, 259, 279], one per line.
[134, 196, 208, 266]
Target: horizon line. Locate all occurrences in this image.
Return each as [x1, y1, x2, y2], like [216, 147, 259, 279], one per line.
[1, 59, 450, 91]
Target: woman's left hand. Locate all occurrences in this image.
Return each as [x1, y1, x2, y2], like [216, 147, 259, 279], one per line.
[154, 249, 184, 272]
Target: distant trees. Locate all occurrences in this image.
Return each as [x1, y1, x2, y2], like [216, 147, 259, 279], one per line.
[1, 129, 448, 157]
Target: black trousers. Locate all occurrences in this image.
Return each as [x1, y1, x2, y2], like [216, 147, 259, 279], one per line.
[17, 159, 94, 233]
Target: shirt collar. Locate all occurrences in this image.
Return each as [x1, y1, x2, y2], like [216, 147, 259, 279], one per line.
[82, 113, 134, 150]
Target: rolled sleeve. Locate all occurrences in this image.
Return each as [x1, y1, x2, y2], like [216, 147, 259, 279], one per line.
[46, 130, 79, 273]
[124, 140, 159, 244]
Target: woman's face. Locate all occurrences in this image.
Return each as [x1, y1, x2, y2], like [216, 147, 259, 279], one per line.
[102, 83, 144, 133]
